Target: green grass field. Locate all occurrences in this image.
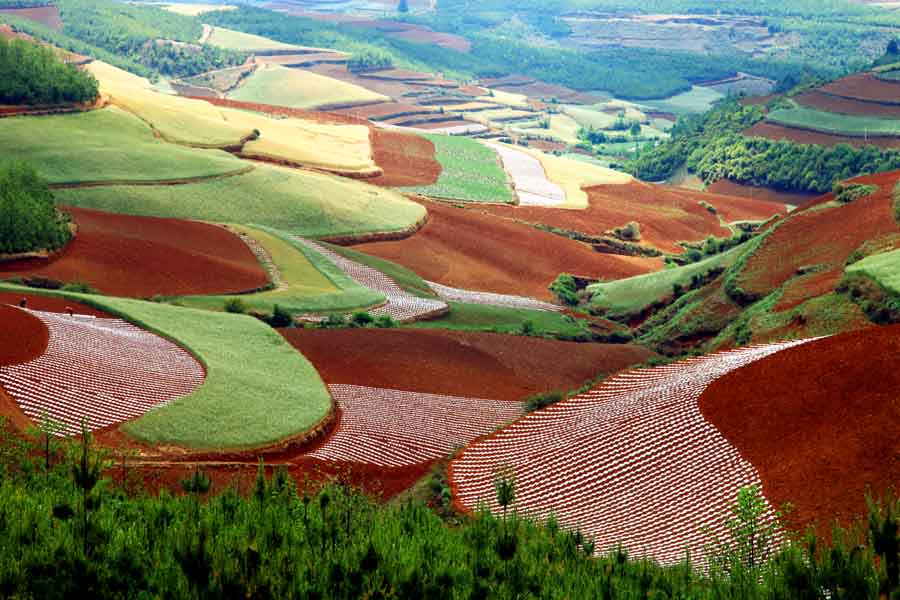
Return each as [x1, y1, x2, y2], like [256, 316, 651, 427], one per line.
[846, 248, 900, 295]
[767, 106, 900, 137]
[205, 25, 302, 51]
[55, 163, 426, 238]
[640, 86, 724, 116]
[178, 226, 385, 314]
[228, 65, 386, 109]
[0, 283, 331, 450]
[407, 302, 590, 339]
[405, 135, 513, 204]
[589, 245, 745, 317]
[0, 107, 245, 184]
[325, 243, 438, 299]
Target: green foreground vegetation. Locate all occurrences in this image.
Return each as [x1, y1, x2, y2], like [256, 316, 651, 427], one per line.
[55, 163, 426, 239]
[0, 430, 899, 599]
[2, 107, 245, 184]
[406, 135, 513, 204]
[0, 161, 71, 255]
[0, 283, 332, 449]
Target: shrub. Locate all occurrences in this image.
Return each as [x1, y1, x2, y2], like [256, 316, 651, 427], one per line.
[224, 298, 247, 314]
[267, 304, 293, 328]
[0, 161, 72, 255]
[524, 390, 564, 412]
[347, 49, 393, 73]
[60, 281, 99, 294]
[612, 221, 641, 242]
[833, 183, 877, 205]
[549, 273, 579, 306]
[352, 312, 374, 327]
[373, 315, 397, 328]
[519, 320, 535, 336]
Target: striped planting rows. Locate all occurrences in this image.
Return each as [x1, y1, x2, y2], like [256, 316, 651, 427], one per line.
[0, 308, 204, 435]
[308, 384, 523, 468]
[292, 237, 448, 322]
[427, 280, 563, 312]
[484, 141, 566, 207]
[450, 340, 817, 565]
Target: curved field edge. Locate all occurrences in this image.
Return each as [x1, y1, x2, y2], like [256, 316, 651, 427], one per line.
[0, 283, 331, 450]
[177, 226, 387, 314]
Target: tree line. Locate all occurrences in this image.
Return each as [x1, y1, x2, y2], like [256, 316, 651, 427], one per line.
[0, 35, 97, 104]
[628, 99, 900, 193]
[0, 161, 71, 255]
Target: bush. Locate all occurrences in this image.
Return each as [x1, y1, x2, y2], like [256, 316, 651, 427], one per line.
[519, 320, 535, 336]
[224, 298, 247, 314]
[347, 49, 393, 73]
[524, 390, 564, 412]
[833, 183, 878, 204]
[373, 314, 397, 328]
[60, 281, 99, 294]
[267, 304, 293, 328]
[351, 312, 374, 327]
[0, 161, 72, 255]
[549, 273, 579, 306]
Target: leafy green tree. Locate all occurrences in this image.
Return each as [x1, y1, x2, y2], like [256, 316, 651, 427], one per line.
[0, 160, 72, 255]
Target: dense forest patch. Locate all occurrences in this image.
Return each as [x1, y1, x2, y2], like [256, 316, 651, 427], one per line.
[0, 35, 96, 104]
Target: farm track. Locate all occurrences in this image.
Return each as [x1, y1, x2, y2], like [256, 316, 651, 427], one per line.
[292, 237, 448, 322]
[450, 340, 815, 565]
[0, 308, 205, 436]
[426, 281, 562, 312]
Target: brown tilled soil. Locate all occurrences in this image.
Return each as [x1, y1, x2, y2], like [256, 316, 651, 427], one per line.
[734, 171, 900, 304]
[0, 292, 112, 317]
[354, 199, 661, 300]
[0, 207, 269, 298]
[745, 121, 900, 149]
[820, 73, 900, 104]
[0, 5, 62, 29]
[282, 328, 654, 401]
[796, 89, 900, 119]
[368, 128, 441, 187]
[708, 179, 818, 206]
[0, 304, 48, 366]
[480, 181, 785, 254]
[700, 325, 900, 531]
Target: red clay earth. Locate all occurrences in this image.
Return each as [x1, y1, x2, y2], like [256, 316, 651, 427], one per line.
[744, 120, 900, 150]
[354, 198, 662, 301]
[0, 5, 62, 29]
[796, 89, 900, 119]
[0, 292, 111, 317]
[188, 96, 368, 126]
[481, 181, 786, 255]
[0, 304, 48, 367]
[734, 171, 900, 307]
[0, 207, 269, 298]
[699, 325, 900, 531]
[282, 328, 654, 401]
[368, 128, 441, 187]
[820, 73, 900, 104]
[332, 101, 436, 120]
[708, 179, 818, 206]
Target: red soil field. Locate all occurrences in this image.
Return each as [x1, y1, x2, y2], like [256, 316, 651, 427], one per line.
[700, 325, 900, 530]
[481, 181, 785, 254]
[0, 5, 62, 29]
[282, 328, 654, 401]
[189, 96, 367, 126]
[745, 120, 900, 149]
[0, 207, 269, 298]
[734, 171, 900, 304]
[0, 305, 48, 367]
[354, 199, 661, 300]
[0, 292, 110, 317]
[332, 101, 435, 120]
[708, 179, 818, 206]
[820, 73, 900, 105]
[796, 89, 900, 119]
[368, 128, 441, 187]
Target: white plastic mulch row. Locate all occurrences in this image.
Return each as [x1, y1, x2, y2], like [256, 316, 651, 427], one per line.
[427, 281, 563, 312]
[450, 339, 819, 566]
[484, 141, 567, 207]
[308, 384, 523, 468]
[0, 308, 204, 436]
[292, 237, 448, 323]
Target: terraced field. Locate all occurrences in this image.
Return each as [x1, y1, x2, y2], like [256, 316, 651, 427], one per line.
[55, 164, 426, 240]
[228, 65, 387, 110]
[405, 135, 514, 203]
[845, 247, 900, 294]
[450, 340, 813, 565]
[485, 141, 566, 207]
[204, 25, 302, 51]
[0, 107, 245, 184]
[767, 105, 900, 138]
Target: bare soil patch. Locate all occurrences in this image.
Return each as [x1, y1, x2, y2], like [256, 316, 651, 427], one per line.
[282, 328, 653, 401]
[0, 207, 269, 298]
[820, 73, 900, 105]
[708, 179, 817, 206]
[0, 292, 111, 317]
[700, 325, 900, 530]
[368, 128, 441, 187]
[354, 199, 660, 300]
[0, 305, 48, 366]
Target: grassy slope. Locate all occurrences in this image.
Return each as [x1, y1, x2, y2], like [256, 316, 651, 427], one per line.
[640, 86, 724, 116]
[406, 134, 514, 204]
[178, 226, 385, 313]
[846, 249, 900, 294]
[326, 243, 438, 299]
[55, 163, 426, 238]
[590, 245, 745, 317]
[0, 107, 244, 183]
[408, 302, 590, 338]
[767, 105, 900, 137]
[0, 283, 331, 449]
[205, 25, 302, 51]
[228, 65, 386, 109]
